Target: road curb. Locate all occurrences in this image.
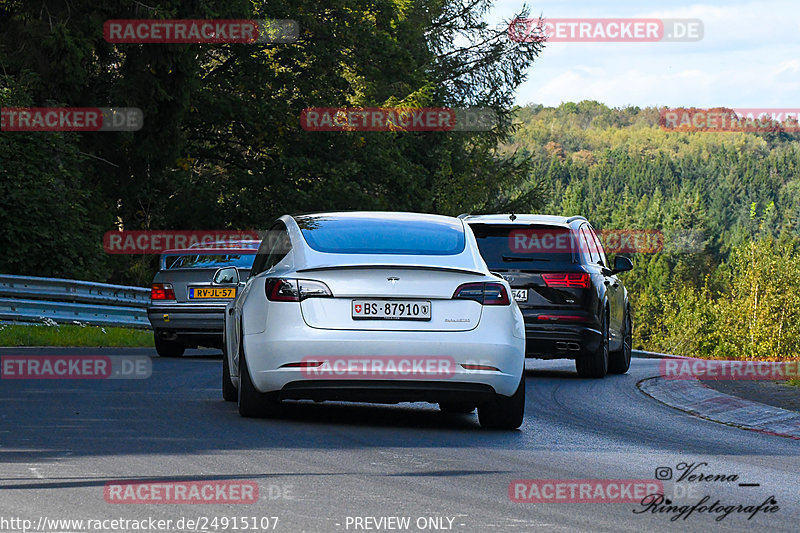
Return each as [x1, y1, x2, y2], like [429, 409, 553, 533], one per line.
[638, 376, 800, 440]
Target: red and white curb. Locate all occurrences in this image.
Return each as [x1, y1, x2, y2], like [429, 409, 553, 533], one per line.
[638, 376, 800, 440]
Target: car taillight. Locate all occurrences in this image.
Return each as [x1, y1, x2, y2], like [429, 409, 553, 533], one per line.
[150, 283, 175, 300]
[541, 273, 591, 288]
[265, 279, 332, 302]
[452, 282, 510, 305]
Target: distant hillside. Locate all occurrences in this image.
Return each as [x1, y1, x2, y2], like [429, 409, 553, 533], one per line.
[504, 101, 800, 359]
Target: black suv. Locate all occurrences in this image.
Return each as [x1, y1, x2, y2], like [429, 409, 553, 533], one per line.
[464, 214, 633, 378]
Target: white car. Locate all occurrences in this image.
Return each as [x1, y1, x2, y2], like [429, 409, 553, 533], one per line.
[222, 212, 526, 429]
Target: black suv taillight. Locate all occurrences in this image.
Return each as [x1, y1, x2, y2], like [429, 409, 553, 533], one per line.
[265, 279, 333, 302]
[541, 273, 591, 288]
[452, 282, 510, 305]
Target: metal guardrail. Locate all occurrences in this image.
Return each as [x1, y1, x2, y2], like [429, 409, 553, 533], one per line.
[0, 274, 151, 329]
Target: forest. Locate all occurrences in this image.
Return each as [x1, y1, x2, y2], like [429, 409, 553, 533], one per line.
[505, 101, 800, 360]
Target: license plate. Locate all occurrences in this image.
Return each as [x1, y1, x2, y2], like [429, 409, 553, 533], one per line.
[352, 300, 431, 321]
[189, 287, 236, 299]
[512, 289, 528, 302]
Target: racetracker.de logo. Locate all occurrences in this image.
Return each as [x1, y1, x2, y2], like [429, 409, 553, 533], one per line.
[509, 479, 664, 503]
[507, 229, 704, 255]
[660, 359, 800, 380]
[103, 230, 260, 254]
[104, 19, 299, 44]
[508, 18, 703, 43]
[1, 107, 142, 131]
[298, 356, 457, 379]
[1, 356, 151, 380]
[104, 480, 258, 504]
[660, 108, 800, 133]
[300, 107, 497, 132]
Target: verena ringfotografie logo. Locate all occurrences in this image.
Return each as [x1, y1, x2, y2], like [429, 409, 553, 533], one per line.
[660, 108, 800, 133]
[1, 356, 151, 379]
[510, 479, 664, 503]
[508, 228, 704, 255]
[104, 19, 299, 44]
[300, 107, 497, 132]
[660, 359, 800, 380]
[508, 18, 703, 43]
[104, 480, 258, 504]
[0, 107, 142, 131]
[298, 356, 457, 379]
[103, 230, 260, 254]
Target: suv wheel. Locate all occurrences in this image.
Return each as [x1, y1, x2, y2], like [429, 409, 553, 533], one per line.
[576, 309, 608, 378]
[154, 333, 185, 358]
[608, 309, 632, 374]
[477, 373, 525, 429]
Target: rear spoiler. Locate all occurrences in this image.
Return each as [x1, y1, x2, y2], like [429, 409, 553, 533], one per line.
[295, 264, 486, 276]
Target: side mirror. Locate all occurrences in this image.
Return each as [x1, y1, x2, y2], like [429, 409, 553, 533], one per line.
[213, 267, 240, 285]
[612, 256, 633, 275]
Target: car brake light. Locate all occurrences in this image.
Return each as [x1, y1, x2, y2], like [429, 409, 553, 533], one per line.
[265, 279, 332, 302]
[452, 282, 510, 305]
[266, 279, 299, 301]
[150, 283, 176, 300]
[541, 273, 591, 288]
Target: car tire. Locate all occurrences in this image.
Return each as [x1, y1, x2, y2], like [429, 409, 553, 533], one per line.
[439, 402, 476, 414]
[608, 309, 632, 375]
[576, 308, 608, 378]
[237, 340, 283, 418]
[154, 334, 185, 358]
[477, 373, 525, 429]
[222, 349, 237, 402]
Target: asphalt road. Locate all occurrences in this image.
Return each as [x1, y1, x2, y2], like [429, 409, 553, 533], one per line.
[1, 348, 798, 532]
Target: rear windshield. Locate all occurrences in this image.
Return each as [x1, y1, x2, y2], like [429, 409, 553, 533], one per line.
[163, 253, 257, 270]
[296, 215, 465, 255]
[469, 224, 576, 268]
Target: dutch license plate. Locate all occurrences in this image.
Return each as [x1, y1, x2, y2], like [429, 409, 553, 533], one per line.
[352, 300, 431, 321]
[512, 289, 528, 302]
[189, 287, 236, 299]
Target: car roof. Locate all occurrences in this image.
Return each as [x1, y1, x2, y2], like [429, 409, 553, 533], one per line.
[291, 211, 463, 225]
[462, 214, 586, 227]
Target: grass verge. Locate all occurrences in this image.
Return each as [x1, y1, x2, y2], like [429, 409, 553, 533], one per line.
[0, 324, 153, 347]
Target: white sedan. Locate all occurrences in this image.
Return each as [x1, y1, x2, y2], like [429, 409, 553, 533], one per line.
[222, 212, 526, 429]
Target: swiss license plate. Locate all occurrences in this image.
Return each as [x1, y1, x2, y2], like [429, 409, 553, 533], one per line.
[189, 287, 236, 299]
[511, 289, 528, 302]
[352, 300, 431, 321]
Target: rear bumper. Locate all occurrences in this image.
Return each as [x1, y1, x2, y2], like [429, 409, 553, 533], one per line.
[279, 380, 496, 404]
[242, 327, 524, 398]
[523, 322, 602, 359]
[148, 304, 225, 330]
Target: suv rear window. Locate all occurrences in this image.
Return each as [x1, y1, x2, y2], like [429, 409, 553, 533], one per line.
[163, 253, 257, 270]
[296, 215, 466, 255]
[469, 224, 576, 268]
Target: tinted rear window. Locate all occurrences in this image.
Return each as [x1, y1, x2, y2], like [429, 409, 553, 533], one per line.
[296, 215, 465, 255]
[163, 253, 257, 270]
[469, 224, 576, 268]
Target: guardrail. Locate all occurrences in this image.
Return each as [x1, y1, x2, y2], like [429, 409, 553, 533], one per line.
[0, 274, 151, 329]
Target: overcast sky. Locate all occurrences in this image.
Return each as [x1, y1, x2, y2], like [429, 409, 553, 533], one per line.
[488, 0, 800, 108]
